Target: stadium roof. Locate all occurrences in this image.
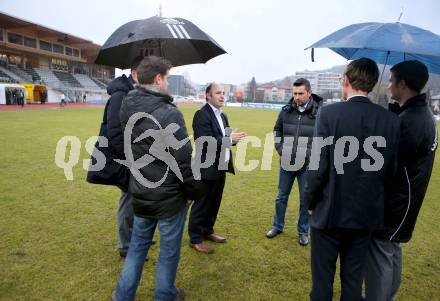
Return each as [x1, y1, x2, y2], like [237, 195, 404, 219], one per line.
[0, 11, 101, 62]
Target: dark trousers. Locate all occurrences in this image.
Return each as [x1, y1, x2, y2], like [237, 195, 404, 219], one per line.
[310, 227, 371, 301]
[188, 174, 226, 244]
[365, 237, 401, 301]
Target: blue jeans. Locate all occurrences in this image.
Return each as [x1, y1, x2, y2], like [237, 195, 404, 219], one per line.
[114, 206, 188, 301]
[272, 168, 309, 235]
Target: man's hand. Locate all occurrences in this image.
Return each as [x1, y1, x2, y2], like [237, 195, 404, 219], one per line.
[231, 128, 246, 144]
[308, 210, 313, 215]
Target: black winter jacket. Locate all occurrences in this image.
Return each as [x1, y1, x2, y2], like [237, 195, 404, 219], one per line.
[106, 75, 135, 158]
[120, 87, 201, 219]
[86, 75, 134, 190]
[376, 94, 437, 242]
[274, 94, 322, 170]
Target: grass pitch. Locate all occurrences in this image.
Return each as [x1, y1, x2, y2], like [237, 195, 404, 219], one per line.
[0, 105, 439, 300]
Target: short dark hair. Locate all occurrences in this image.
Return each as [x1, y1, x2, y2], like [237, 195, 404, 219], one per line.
[390, 60, 429, 93]
[293, 78, 311, 91]
[205, 82, 214, 101]
[344, 58, 379, 93]
[130, 56, 144, 71]
[136, 56, 172, 85]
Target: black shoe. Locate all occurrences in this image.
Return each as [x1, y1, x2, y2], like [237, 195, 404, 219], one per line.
[175, 288, 185, 301]
[299, 234, 309, 246]
[119, 248, 128, 258]
[266, 229, 282, 239]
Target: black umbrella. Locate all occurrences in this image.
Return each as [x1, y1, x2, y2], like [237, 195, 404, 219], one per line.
[95, 16, 227, 69]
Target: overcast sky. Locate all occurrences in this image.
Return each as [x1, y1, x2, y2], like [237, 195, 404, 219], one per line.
[1, 0, 439, 85]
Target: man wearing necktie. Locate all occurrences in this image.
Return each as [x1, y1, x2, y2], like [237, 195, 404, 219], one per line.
[188, 83, 246, 254]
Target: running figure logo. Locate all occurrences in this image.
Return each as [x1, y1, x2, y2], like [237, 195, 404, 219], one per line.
[116, 112, 189, 188]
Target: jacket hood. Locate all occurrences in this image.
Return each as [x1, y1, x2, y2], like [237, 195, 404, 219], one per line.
[285, 93, 323, 114]
[106, 74, 135, 95]
[124, 87, 175, 114]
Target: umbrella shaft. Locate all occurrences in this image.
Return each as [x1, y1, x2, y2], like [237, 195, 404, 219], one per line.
[375, 51, 390, 103]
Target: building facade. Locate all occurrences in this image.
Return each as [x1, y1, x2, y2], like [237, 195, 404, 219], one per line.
[293, 71, 341, 96]
[0, 11, 113, 103]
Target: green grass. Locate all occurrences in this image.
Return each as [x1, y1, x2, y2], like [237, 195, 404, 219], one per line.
[0, 105, 439, 300]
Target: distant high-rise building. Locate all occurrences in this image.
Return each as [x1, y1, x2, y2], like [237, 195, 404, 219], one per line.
[294, 71, 341, 95]
[294, 71, 319, 91]
[221, 83, 236, 101]
[316, 73, 341, 93]
[168, 74, 185, 96]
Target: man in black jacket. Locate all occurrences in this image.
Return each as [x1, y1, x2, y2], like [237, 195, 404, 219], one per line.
[365, 60, 438, 301]
[91, 57, 143, 259]
[304, 58, 400, 301]
[107, 65, 137, 259]
[265, 78, 322, 246]
[188, 83, 246, 254]
[87, 57, 141, 258]
[113, 56, 200, 301]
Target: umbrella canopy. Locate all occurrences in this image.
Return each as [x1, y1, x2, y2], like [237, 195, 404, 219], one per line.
[307, 22, 440, 74]
[95, 16, 227, 69]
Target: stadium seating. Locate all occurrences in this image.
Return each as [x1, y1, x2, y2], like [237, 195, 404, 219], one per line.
[73, 74, 101, 90]
[0, 68, 19, 83]
[53, 71, 83, 88]
[91, 77, 107, 89]
[35, 68, 62, 86]
[7, 65, 32, 82]
[19, 65, 41, 82]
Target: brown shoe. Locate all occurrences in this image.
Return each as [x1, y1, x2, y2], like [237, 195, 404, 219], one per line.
[190, 243, 214, 254]
[204, 233, 226, 243]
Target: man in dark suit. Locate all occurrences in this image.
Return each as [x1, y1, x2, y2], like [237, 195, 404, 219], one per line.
[188, 83, 246, 254]
[303, 58, 400, 301]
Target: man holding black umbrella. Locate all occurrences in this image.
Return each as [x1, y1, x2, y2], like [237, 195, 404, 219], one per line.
[87, 56, 142, 259]
[107, 58, 142, 259]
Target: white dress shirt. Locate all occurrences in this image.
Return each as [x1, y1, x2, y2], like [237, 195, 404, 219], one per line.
[297, 98, 311, 113]
[208, 103, 230, 162]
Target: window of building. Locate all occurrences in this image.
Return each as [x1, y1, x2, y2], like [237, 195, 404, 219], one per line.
[0, 29, 3, 42]
[24, 37, 37, 48]
[73, 49, 80, 57]
[53, 44, 64, 54]
[7, 32, 23, 45]
[51, 58, 68, 71]
[65, 47, 72, 56]
[40, 40, 52, 52]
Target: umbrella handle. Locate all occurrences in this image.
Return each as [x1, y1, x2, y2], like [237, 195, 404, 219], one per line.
[375, 51, 390, 103]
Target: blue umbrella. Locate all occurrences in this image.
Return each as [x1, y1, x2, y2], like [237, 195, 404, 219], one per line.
[307, 22, 440, 74]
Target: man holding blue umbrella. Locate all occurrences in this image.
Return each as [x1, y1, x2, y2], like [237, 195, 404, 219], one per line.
[304, 58, 400, 301]
[365, 60, 438, 301]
